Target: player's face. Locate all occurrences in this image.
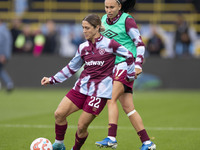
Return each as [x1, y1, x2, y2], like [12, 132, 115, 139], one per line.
[105, 0, 121, 20]
[82, 21, 99, 41]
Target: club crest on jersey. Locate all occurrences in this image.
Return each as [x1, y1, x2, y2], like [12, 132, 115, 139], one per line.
[92, 107, 97, 112]
[98, 48, 106, 55]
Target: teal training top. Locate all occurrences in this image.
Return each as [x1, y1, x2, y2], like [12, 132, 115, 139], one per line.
[101, 13, 137, 64]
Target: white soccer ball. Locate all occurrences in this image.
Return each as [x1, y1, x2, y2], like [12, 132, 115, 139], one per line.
[30, 137, 53, 150]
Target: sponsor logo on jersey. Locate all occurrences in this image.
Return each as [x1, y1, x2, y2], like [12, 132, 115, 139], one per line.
[85, 60, 105, 66]
[102, 29, 118, 39]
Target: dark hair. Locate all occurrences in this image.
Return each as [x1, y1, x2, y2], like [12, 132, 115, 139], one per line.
[83, 14, 105, 32]
[117, 0, 136, 13]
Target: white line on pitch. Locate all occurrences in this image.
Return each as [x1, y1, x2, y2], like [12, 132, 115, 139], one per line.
[0, 124, 200, 131]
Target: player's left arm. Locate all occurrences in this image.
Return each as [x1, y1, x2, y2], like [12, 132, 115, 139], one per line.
[125, 17, 145, 77]
[109, 39, 135, 81]
[41, 49, 84, 85]
[109, 39, 134, 61]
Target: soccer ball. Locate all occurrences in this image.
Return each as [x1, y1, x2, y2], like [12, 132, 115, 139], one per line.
[30, 137, 53, 150]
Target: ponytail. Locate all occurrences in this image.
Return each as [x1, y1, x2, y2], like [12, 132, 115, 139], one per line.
[118, 0, 136, 13]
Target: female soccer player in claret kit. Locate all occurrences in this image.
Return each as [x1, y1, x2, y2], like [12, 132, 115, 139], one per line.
[95, 0, 156, 150]
[41, 14, 135, 150]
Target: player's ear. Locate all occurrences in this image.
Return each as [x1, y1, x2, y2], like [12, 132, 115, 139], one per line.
[96, 25, 100, 32]
[119, 3, 122, 10]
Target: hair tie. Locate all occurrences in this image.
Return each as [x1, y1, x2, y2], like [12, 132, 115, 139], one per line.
[116, 0, 121, 4]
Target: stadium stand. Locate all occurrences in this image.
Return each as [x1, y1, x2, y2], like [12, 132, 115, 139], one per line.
[0, 0, 200, 32]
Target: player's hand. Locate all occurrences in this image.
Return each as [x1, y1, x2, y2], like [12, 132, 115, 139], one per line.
[135, 68, 142, 79]
[41, 77, 50, 85]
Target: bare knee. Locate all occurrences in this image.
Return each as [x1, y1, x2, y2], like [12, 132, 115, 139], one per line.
[107, 99, 117, 106]
[119, 95, 135, 114]
[121, 104, 134, 114]
[54, 110, 66, 124]
[77, 123, 88, 135]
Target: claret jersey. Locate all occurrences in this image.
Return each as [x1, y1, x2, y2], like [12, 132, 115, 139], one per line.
[50, 35, 134, 99]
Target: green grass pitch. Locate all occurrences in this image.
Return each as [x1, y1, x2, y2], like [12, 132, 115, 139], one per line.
[0, 88, 200, 150]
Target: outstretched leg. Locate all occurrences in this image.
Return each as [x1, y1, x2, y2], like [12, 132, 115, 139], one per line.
[95, 81, 124, 149]
[53, 96, 79, 150]
[107, 81, 124, 137]
[72, 111, 96, 150]
[119, 93, 156, 150]
[119, 93, 145, 132]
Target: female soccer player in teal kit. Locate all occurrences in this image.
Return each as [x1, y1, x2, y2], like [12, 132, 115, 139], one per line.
[95, 0, 156, 150]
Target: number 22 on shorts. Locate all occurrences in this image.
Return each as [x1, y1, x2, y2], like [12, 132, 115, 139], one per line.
[88, 96, 101, 108]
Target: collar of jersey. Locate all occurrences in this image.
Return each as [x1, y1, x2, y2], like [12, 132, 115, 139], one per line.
[88, 34, 103, 44]
[106, 11, 122, 25]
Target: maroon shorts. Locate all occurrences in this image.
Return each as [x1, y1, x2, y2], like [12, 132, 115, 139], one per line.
[113, 69, 134, 93]
[66, 89, 107, 116]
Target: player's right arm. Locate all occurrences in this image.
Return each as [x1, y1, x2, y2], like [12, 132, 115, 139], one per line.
[41, 49, 84, 85]
[41, 77, 50, 85]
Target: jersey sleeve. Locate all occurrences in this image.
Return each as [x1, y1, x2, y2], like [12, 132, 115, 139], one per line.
[125, 17, 145, 69]
[49, 49, 84, 84]
[109, 39, 133, 61]
[109, 39, 135, 81]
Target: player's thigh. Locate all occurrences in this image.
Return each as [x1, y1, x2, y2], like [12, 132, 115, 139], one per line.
[78, 111, 96, 129]
[56, 96, 79, 118]
[111, 81, 125, 102]
[119, 93, 135, 113]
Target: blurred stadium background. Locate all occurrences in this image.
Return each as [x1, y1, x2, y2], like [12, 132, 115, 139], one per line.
[0, 0, 200, 89]
[0, 0, 200, 150]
